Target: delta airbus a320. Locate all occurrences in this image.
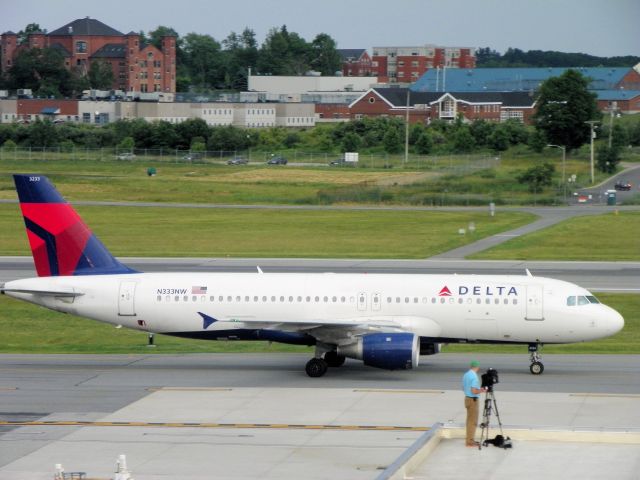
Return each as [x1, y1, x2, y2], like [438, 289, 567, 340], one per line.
[1, 175, 624, 377]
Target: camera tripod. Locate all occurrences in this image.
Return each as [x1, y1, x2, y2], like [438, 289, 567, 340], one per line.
[478, 387, 510, 450]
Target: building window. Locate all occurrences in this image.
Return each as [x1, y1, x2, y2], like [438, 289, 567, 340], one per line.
[76, 41, 87, 53]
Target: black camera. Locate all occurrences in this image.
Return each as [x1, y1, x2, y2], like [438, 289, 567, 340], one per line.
[481, 368, 499, 389]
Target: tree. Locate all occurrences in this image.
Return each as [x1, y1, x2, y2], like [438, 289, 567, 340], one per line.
[17, 23, 46, 44]
[88, 60, 114, 89]
[487, 126, 510, 152]
[451, 126, 476, 153]
[148, 26, 179, 49]
[7, 47, 71, 97]
[629, 122, 640, 147]
[308, 33, 341, 75]
[596, 145, 620, 174]
[26, 119, 58, 147]
[258, 26, 310, 75]
[118, 136, 135, 152]
[533, 69, 600, 152]
[517, 163, 555, 192]
[222, 28, 259, 90]
[415, 131, 433, 154]
[528, 129, 547, 153]
[382, 127, 402, 154]
[341, 132, 361, 152]
[182, 33, 224, 89]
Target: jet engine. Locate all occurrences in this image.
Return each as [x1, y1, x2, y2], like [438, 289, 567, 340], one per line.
[338, 332, 419, 370]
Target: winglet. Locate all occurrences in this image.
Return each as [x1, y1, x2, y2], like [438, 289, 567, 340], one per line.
[198, 312, 218, 329]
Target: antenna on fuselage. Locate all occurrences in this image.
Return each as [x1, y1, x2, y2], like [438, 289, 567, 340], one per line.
[525, 269, 533, 277]
[257, 266, 263, 274]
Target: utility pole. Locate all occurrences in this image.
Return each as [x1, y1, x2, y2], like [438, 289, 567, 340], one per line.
[585, 120, 599, 184]
[608, 102, 617, 148]
[404, 89, 410, 164]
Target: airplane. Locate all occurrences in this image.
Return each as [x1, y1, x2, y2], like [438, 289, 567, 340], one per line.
[1, 174, 625, 377]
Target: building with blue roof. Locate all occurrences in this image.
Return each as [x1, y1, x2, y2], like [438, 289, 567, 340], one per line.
[411, 67, 640, 93]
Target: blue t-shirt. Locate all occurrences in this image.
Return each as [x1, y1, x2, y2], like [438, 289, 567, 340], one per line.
[462, 369, 481, 397]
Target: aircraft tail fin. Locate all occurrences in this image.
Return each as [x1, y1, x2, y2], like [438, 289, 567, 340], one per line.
[13, 174, 136, 277]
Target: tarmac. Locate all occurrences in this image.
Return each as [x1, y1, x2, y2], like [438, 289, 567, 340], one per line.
[1, 354, 640, 479]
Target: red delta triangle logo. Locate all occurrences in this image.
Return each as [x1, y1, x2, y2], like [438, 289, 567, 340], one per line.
[438, 286, 452, 297]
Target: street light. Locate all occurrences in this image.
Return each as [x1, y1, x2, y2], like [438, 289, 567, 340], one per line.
[547, 144, 566, 203]
[585, 120, 600, 184]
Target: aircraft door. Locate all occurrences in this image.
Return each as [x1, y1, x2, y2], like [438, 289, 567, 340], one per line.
[118, 281, 137, 316]
[357, 292, 367, 311]
[525, 285, 544, 320]
[372, 292, 381, 311]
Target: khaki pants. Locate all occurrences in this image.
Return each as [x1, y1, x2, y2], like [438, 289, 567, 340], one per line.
[465, 397, 479, 444]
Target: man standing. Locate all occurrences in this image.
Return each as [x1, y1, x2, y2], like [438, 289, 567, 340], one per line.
[462, 360, 487, 447]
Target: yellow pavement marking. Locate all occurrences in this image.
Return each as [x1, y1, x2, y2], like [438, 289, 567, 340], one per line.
[0, 420, 429, 432]
[570, 393, 640, 399]
[353, 389, 444, 394]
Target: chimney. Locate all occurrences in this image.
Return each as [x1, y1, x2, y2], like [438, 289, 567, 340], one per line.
[68, 26, 73, 34]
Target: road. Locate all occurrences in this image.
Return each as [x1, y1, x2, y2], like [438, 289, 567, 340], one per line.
[1, 256, 638, 292]
[572, 163, 640, 205]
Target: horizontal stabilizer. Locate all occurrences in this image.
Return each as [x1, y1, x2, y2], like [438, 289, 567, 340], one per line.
[0, 287, 83, 298]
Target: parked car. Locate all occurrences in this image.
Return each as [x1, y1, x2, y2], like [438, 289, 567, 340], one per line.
[182, 153, 203, 161]
[227, 156, 248, 165]
[614, 180, 632, 191]
[329, 158, 346, 166]
[116, 152, 136, 160]
[267, 155, 287, 165]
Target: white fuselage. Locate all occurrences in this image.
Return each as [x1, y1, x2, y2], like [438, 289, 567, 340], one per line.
[3, 272, 624, 346]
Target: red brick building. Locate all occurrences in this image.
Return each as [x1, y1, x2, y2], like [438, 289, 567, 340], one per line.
[1, 17, 176, 93]
[337, 49, 374, 77]
[349, 88, 536, 124]
[371, 45, 475, 83]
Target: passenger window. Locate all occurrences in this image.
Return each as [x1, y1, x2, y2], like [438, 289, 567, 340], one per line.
[297, 296, 302, 302]
[422, 298, 427, 303]
[449, 298, 454, 304]
[567, 296, 576, 306]
[262, 296, 267, 302]
[458, 298, 463, 304]
[254, 296, 259, 302]
[315, 296, 320, 302]
[157, 295, 162, 301]
[476, 298, 481, 304]
[227, 296, 232, 302]
[306, 296, 311, 302]
[323, 296, 328, 303]
[210, 296, 215, 302]
[289, 296, 294, 302]
[184, 295, 189, 302]
[165, 295, 170, 302]
[332, 296, 337, 302]
[219, 296, 224, 302]
[440, 298, 446, 304]
[175, 295, 179, 302]
[245, 296, 250, 302]
[387, 297, 392, 303]
[494, 298, 500, 304]
[192, 296, 197, 302]
[513, 299, 518, 305]
[414, 298, 418, 303]
[405, 297, 409, 303]
[271, 296, 276, 302]
[396, 297, 401, 303]
[485, 298, 491, 304]
[341, 296, 346, 303]
[431, 298, 436, 304]
[503, 298, 508, 304]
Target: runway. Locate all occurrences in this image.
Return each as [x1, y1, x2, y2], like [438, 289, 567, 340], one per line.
[1, 256, 638, 292]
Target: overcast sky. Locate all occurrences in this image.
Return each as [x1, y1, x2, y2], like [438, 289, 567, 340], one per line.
[3, 0, 638, 57]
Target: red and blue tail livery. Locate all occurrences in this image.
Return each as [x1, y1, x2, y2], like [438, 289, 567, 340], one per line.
[13, 174, 135, 277]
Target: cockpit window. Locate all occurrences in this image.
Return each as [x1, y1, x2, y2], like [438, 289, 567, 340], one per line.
[567, 295, 599, 306]
[577, 296, 590, 306]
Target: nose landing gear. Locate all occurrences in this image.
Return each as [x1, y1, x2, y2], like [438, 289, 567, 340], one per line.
[528, 343, 544, 375]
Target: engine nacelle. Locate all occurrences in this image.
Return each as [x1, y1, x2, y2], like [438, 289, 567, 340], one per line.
[338, 333, 419, 370]
[419, 340, 441, 356]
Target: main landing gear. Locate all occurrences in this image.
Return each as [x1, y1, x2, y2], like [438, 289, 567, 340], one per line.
[305, 347, 346, 378]
[528, 343, 544, 375]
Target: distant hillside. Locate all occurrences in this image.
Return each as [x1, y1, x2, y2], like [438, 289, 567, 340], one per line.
[476, 47, 640, 68]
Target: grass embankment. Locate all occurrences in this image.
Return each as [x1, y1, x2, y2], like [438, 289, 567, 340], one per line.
[0, 149, 619, 206]
[0, 293, 636, 354]
[471, 211, 640, 261]
[0, 204, 534, 258]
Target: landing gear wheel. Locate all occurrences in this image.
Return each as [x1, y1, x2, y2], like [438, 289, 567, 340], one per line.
[324, 351, 346, 367]
[305, 358, 328, 378]
[530, 361, 544, 375]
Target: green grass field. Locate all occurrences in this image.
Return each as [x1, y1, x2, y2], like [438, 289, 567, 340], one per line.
[0, 293, 636, 354]
[470, 211, 640, 261]
[0, 203, 534, 258]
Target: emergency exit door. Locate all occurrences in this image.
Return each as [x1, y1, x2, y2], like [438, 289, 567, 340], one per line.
[525, 285, 544, 320]
[118, 281, 137, 316]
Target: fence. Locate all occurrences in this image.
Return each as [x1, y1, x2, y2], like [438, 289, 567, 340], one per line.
[0, 146, 500, 172]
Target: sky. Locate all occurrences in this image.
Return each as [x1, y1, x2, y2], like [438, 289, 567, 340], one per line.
[2, 0, 639, 57]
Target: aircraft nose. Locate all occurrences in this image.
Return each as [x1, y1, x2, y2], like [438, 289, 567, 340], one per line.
[607, 307, 625, 335]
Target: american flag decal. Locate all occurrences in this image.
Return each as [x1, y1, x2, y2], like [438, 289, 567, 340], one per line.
[192, 286, 207, 294]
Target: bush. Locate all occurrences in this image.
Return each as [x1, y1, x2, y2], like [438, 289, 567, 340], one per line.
[1, 139, 18, 150]
[59, 140, 75, 153]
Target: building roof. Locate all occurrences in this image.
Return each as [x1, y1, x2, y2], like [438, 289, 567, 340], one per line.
[337, 49, 367, 61]
[412, 67, 634, 92]
[2, 31, 17, 35]
[49, 43, 72, 57]
[356, 87, 536, 108]
[49, 17, 123, 37]
[595, 90, 640, 101]
[91, 43, 126, 58]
